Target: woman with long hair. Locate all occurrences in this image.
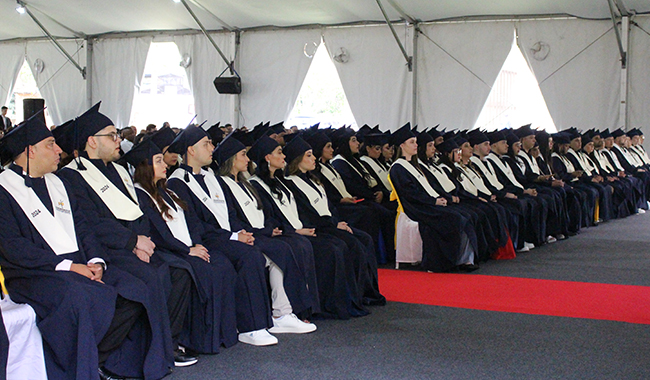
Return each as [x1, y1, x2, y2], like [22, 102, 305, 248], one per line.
[388, 125, 479, 273]
[124, 139, 238, 355]
[214, 136, 320, 326]
[304, 130, 394, 263]
[248, 134, 363, 319]
[281, 136, 386, 308]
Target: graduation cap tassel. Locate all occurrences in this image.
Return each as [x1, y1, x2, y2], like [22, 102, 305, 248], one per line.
[24, 146, 32, 188]
[184, 170, 190, 182]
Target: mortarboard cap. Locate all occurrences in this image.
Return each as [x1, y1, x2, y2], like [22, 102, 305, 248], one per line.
[122, 139, 162, 167]
[283, 135, 312, 165]
[167, 124, 208, 155]
[75, 101, 114, 151]
[148, 126, 177, 151]
[213, 134, 246, 166]
[390, 123, 415, 147]
[248, 135, 279, 164]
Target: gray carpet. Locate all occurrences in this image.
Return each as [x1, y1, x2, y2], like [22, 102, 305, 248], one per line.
[168, 213, 650, 379]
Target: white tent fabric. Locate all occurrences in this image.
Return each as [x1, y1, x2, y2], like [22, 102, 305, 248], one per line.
[517, 19, 621, 130]
[0, 42, 26, 108]
[25, 39, 87, 125]
[628, 15, 650, 135]
[239, 28, 322, 126]
[91, 36, 152, 128]
[173, 32, 236, 125]
[417, 21, 514, 130]
[323, 25, 413, 130]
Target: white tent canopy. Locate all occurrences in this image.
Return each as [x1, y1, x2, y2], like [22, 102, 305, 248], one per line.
[0, 0, 648, 133]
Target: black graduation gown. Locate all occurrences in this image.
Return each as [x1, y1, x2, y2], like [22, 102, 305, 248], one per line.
[487, 155, 548, 245]
[282, 173, 385, 309]
[610, 145, 650, 203]
[136, 187, 238, 353]
[551, 154, 600, 227]
[565, 150, 614, 223]
[166, 166, 272, 332]
[219, 176, 318, 318]
[537, 156, 584, 234]
[388, 160, 478, 272]
[318, 161, 396, 263]
[251, 179, 352, 320]
[0, 171, 168, 380]
[589, 151, 637, 217]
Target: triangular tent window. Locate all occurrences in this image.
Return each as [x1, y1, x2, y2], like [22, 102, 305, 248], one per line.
[8, 59, 54, 126]
[287, 41, 357, 129]
[130, 42, 195, 131]
[474, 37, 556, 133]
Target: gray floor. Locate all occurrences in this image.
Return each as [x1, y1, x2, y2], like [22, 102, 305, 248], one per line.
[168, 213, 650, 380]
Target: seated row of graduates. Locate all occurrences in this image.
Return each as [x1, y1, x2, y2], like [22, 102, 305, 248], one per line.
[384, 122, 649, 273]
[0, 103, 389, 380]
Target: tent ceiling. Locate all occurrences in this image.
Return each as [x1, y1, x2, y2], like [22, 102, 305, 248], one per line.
[2, 0, 649, 41]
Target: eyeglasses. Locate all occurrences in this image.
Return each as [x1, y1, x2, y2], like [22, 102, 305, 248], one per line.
[93, 132, 121, 142]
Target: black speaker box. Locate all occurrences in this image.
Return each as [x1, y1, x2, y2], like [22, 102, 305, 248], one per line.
[24, 98, 46, 125]
[213, 77, 241, 94]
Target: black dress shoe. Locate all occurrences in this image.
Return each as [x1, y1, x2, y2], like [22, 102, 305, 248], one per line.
[99, 367, 143, 380]
[458, 264, 479, 273]
[174, 348, 198, 367]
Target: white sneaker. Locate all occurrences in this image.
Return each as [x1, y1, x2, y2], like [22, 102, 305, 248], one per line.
[524, 242, 535, 250]
[238, 329, 278, 346]
[637, 208, 646, 214]
[546, 236, 557, 244]
[269, 313, 317, 334]
[517, 246, 529, 253]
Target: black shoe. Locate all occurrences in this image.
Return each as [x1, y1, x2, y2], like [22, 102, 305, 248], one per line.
[99, 367, 143, 380]
[174, 349, 198, 367]
[458, 264, 479, 273]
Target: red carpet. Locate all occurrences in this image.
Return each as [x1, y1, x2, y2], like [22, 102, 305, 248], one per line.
[378, 269, 650, 324]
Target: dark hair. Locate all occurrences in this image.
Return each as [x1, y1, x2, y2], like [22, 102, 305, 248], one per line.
[417, 140, 432, 165]
[439, 151, 463, 181]
[133, 160, 187, 220]
[336, 136, 374, 184]
[217, 155, 263, 210]
[255, 158, 286, 202]
[286, 152, 321, 185]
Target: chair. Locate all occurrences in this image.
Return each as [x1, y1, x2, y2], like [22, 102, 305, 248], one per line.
[0, 267, 48, 380]
[388, 175, 422, 269]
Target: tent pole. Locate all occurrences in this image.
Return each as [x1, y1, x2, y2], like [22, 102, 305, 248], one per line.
[86, 37, 93, 108]
[375, 0, 413, 71]
[620, 15, 629, 130]
[412, 24, 419, 128]
[234, 30, 241, 128]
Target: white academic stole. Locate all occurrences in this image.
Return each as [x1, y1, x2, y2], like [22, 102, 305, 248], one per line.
[0, 170, 78, 255]
[518, 150, 540, 175]
[319, 163, 353, 198]
[250, 176, 303, 230]
[332, 155, 378, 188]
[422, 162, 456, 193]
[221, 176, 265, 229]
[134, 184, 192, 247]
[391, 159, 439, 198]
[284, 175, 332, 217]
[593, 150, 615, 172]
[485, 153, 525, 190]
[66, 157, 142, 221]
[470, 156, 505, 191]
[458, 164, 492, 196]
[169, 167, 231, 231]
[360, 156, 391, 190]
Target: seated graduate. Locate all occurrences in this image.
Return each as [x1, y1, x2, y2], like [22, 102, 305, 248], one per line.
[281, 136, 386, 308]
[502, 129, 565, 242]
[124, 139, 239, 354]
[145, 126, 180, 178]
[55, 102, 197, 371]
[484, 131, 549, 248]
[551, 132, 600, 227]
[388, 125, 478, 272]
[248, 134, 362, 319]
[165, 125, 312, 346]
[587, 130, 638, 217]
[563, 128, 614, 224]
[609, 128, 650, 202]
[535, 130, 585, 234]
[0, 116, 155, 380]
[304, 129, 394, 263]
[212, 134, 319, 327]
[359, 132, 393, 195]
[437, 136, 516, 261]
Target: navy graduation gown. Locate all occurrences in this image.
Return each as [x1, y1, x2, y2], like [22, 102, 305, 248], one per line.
[166, 167, 272, 332]
[282, 173, 385, 309]
[252, 179, 352, 319]
[219, 176, 317, 317]
[388, 161, 478, 272]
[0, 172, 168, 380]
[136, 187, 238, 353]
